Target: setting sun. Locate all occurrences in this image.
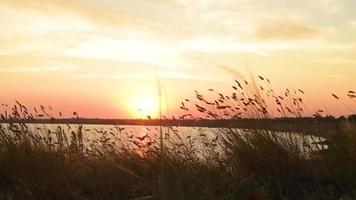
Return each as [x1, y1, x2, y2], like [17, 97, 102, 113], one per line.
[126, 90, 160, 119]
[134, 99, 158, 119]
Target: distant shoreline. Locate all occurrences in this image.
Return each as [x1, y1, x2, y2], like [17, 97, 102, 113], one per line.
[1, 117, 355, 135]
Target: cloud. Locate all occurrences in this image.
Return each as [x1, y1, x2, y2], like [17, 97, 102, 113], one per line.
[0, 64, 74, 73]
[173, 0, 237, 7]
[0, 0, 196, 56]
[65, 35, 187, 69]
[0, 0, 353, 77]
[0, 0, 132, 27]
[312, 58, 356, 65]
[75, 71, 220, 81]
[306, 0, 343, 14]
[254, 21, 321, 41]
[351, 20, 356, 29]
[34, 0, 191, 38]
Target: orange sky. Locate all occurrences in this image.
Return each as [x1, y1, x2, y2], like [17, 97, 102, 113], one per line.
[0, 0, 355, 118]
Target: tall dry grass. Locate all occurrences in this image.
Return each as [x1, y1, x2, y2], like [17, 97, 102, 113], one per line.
[0, 77, 355, 199]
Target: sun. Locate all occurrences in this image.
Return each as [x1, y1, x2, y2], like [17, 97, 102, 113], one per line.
[135, 99, 157, 118]
[126, 90, 159, 119]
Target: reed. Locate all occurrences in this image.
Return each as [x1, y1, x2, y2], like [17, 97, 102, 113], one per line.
[0, 77, 355, 199]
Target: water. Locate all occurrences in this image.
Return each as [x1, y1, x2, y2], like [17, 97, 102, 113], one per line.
[0, 123, 327, 157]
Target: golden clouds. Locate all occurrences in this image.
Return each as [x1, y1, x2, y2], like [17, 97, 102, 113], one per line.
[254, 21, 321, 41]
[0, 0, 130, 27]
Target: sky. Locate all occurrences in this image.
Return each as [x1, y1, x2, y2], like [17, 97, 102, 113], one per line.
[0, 0, 355, 118]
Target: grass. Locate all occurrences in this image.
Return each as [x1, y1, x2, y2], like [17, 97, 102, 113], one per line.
[0, 77, 355, 199]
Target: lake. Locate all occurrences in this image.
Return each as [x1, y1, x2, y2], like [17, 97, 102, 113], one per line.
[0, 123, 327, 157]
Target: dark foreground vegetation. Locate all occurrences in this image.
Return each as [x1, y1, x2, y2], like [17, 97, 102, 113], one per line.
[0, 78, 355, 199]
